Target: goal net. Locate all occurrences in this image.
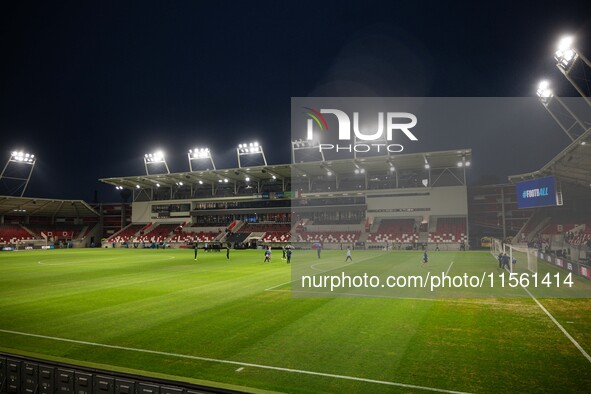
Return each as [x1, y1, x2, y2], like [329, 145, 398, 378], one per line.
[506, 243, 538, 273]
[490, 239, 537, 273]
[490, 238, 504, 258]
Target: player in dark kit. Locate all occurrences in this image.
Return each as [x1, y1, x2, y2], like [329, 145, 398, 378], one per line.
[264, 247, 271, 263]
[286, 248, 292, 264]
[422, 251, 428, 267]
[226, 243, 231, 260]
[194, 243, 198, 261]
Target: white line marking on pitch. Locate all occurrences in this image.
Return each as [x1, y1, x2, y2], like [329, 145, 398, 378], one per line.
[445, 261, 454, 275]
[520, 286, 591, 364]
[0, 328, 471, 394]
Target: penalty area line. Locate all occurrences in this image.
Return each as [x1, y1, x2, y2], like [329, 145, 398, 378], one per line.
[445, 261, 454, 275]
[0, 328, 471, 394]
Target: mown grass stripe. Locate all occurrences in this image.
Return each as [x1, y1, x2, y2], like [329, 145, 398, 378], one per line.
[0, 328, 471, 394]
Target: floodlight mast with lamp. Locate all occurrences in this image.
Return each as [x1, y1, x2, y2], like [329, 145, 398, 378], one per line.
[536, 79, 587, 142]
[554, 36, 591, 108]
[188, 147, 216, 171]
[291, 139, 325, 163]
[143, 151, 170, 175]
[236, 142, 267, 168]
[0, 151, 37, 197]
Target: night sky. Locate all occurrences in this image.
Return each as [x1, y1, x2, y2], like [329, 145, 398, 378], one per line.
[0, 1, 590, 202]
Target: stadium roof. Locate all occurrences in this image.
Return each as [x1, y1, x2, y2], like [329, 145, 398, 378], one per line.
[508, 127, 591, 188]
[99, 149, 472, 189]
[0, 196, 99, 217]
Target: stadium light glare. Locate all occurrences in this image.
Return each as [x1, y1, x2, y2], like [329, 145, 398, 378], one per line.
[145, 151, 166, 163]
[236, 141, 267, 167]
[198, 180, 203, 184]
[465, 161, 471, 166]
[189, 147, 211, 159]
[156, 183, 160, 187]
[557, 36, 574, 51]
[555, 36, 577, 68]
[10, 151, 36, 163]
[245, 177, 250, 182]
[537, 80, 553, 98]
[143, 150, 170, 174]
[457, 161, 463, 167]
[136, 185, 140, 188]
[424, 164, 430, 169]
[389, 165, 396, 172]
[326, 171, 332, 176]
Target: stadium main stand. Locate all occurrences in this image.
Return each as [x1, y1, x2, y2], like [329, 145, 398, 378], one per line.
[169, 230, 220, 243]
[136, 223, 180, 243]
[296, 231, 361, 243]
[367, 219, 417, 244]
[0, 224, 36, 244]
[428, 217, 467, 243]
[108, 224, 146, 243]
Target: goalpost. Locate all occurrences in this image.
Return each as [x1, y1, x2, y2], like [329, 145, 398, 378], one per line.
[490, 238, 537, 273]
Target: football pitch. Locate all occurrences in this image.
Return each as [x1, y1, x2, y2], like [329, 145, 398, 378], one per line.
[1, 248, 591, 393]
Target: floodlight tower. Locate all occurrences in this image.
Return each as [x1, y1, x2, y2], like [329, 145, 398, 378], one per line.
[536, 80, 588, 142]
[0, 151, 37, 196]
[143, 151, 169, 175]
[554, 36, 591, 107]
[291, 139, 325, 163]
[236, 142, 267, 168]
[188, 147, 216, 171]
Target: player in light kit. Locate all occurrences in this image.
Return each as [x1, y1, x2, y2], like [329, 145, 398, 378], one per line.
[345, 246, 352, 262]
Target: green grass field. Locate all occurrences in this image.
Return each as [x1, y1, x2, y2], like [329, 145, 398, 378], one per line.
[1, 248, 591, 393]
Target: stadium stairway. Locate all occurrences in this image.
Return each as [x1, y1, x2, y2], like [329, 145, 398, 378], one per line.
[108, 223, 145, 242]
[523, 214, 551, 243]
[20, 225, 39, 239]
[418, 231, 428, 244]
[357, 231, 369, 243]
[244, 232, 265, 243]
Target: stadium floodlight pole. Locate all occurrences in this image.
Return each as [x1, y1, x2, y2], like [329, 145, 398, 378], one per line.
[554, 36, 591, 108]
[291, 139, 325, 163]
[143, 151, 170, 175]
[0, 151, 37, 197]
[236, 142, 267, 168]
[188, 148, 216, 171]
[536, 80, 588, 142]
